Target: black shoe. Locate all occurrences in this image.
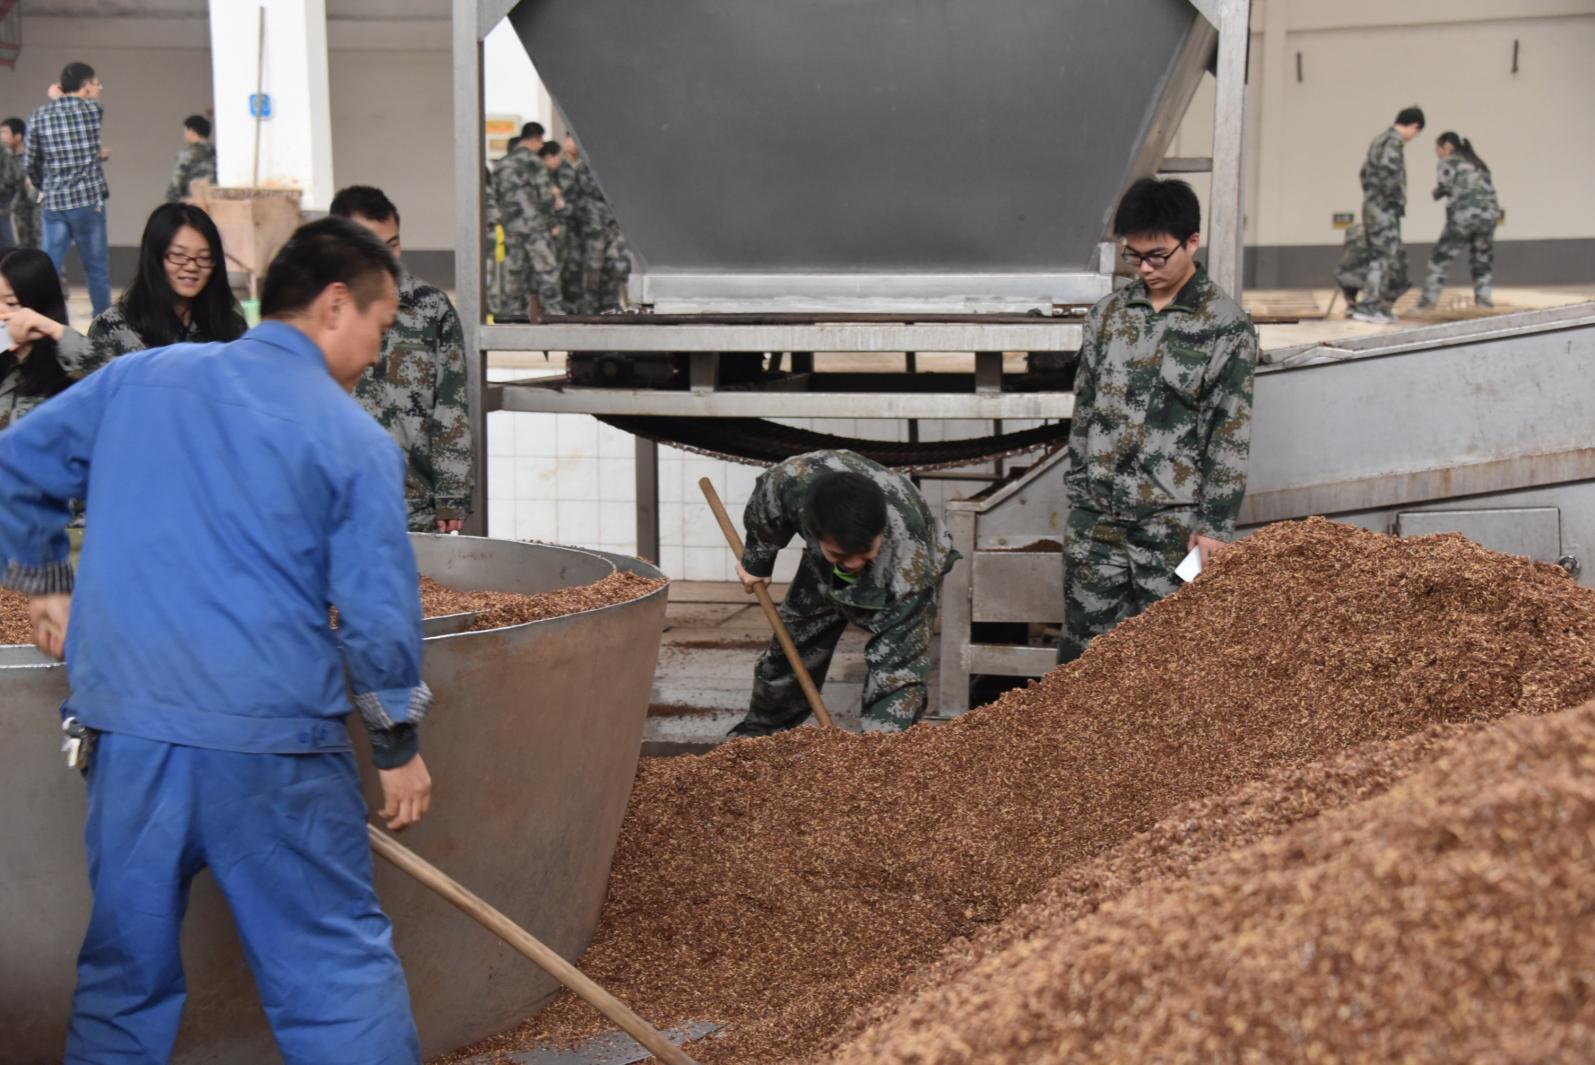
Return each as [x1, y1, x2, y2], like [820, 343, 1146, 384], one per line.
[727, 719, 779, 739]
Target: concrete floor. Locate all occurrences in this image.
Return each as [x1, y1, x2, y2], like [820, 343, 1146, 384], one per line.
[643, 579, 883, 752]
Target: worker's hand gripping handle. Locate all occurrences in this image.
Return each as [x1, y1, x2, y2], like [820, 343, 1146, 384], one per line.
[697, 478, 835, 730]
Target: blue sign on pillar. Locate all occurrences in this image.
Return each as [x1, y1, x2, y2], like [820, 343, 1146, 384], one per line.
[248, 93, 272, 119]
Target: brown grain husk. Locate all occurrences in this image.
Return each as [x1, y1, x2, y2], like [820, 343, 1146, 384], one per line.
[446, 518, 1595, 1064]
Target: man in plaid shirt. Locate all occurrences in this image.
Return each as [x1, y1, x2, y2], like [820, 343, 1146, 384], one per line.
[26, 61, 112, 317]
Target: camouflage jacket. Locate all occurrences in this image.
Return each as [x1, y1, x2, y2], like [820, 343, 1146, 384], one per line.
[85, 304, 206, 370]
[1359, 127, 1407, 214]
[1433, 156, 1498, 226]
[352, 270, 474, 522]
[0, 147, 24, 224]
[533, 162, 569, 234]
[0, 328, 97, 430]
[553, 161, 581, 234]
[166, 140, 217, 203]
[10, 153, 41, 248]
[1065, 267, 1258, 538]
[491, 146, 554, 241]
[741, 449, 956, 605]
[571, 159, 618, 236]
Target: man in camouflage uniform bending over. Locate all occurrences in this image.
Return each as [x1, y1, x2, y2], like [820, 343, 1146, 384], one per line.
[331, 185, 474, 532]
[732, 450, 957, 737]
[1058, 177, 1258, 665]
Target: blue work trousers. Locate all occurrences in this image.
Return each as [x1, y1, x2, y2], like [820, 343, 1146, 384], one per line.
[42, 203, 112, 318]
[66, 732, 421, 1065]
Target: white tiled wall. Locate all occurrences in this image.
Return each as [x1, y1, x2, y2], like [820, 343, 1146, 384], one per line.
[483, 376, 1031, 581]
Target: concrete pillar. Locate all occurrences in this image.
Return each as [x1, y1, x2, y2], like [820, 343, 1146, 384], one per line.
[207, 0, 335, 209]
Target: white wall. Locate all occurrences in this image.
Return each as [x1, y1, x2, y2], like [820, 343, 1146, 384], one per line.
[3, 16, 214, 247]
[1174, 0, 1595, 250]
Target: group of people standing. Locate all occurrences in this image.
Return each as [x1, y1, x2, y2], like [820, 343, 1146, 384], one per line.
[1339, 105, 1502, 323]
[0, 62, 474, 536]
[0, 60, 218, 321]
[486, 120, 631, 320]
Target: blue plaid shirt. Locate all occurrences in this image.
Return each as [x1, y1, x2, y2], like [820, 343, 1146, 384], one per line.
[25, 96, 108, 212]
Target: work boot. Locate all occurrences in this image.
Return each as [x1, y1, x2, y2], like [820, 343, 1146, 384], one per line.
[1415, 293, 1437, 310]
[1475, 289, 1495, 308]
[726, 718, 779, 739]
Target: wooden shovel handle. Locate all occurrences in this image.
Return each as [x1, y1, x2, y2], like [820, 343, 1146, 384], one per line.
[368, 825, 701, 1065]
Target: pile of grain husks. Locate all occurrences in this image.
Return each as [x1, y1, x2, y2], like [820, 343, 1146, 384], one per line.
[834, 700, 1595, 1063]
[455, 518, 1595, 1064]
[0, 572, 663, 646]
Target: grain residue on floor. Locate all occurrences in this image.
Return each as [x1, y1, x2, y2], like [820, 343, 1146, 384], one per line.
[442, 518, 1595, 1064]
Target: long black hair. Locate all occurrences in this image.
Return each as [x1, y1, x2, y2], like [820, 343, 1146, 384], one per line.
[117, 203, 247, 349]
[0, 248, 73, 399]
[1437, 131, 1489, 175]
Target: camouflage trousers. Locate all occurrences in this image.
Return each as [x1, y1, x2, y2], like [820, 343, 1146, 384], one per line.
[599, 229, 632, 311]
[560, 228, 588, 313]
[1056, 505, 1188, 665]
[1353, 200, 1409, 314]
[1333, 223, 1370, 298]
[493, 228, 565, 319]
[13, 196, 40, 249]
[742, 560, 942, 734]
[1422, 217, 1495, 303]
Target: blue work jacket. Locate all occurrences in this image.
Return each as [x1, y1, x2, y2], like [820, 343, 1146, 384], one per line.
[0, 322, 429, 757]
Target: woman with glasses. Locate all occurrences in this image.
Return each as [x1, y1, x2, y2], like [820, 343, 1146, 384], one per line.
[87, 202, 247, 366]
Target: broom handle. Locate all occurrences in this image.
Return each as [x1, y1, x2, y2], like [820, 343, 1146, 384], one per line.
[367, 825, 700, 1065]
[698, 478, 835, 729]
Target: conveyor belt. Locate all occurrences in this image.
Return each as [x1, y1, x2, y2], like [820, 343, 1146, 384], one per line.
[599, 415, 1069, 470]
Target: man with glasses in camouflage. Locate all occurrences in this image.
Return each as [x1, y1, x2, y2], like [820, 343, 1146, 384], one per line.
[1057, 177, 1258, 665]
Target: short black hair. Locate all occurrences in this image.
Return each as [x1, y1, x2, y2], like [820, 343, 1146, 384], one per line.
[1395, 106, 1426, 129]
[1, 117, 24, 139]
[537, 141, 562, 159]
[260, 217, 399, 319]
[60, 62, 96, 93]
[802, 471, 888, 554]
[519, 121, 545, 142]
[1113, 177, 1201, 243]
[328, 184, 400, 226]
[183, 114, 211, 139]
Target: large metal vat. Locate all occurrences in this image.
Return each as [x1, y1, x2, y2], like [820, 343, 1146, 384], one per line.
[1, 534, 669, 1063]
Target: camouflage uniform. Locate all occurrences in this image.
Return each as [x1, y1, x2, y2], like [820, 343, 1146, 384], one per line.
[1355, 127, 1411, 315]
[0, 329, 97, 430]
[1333, 221, 1370, 308]
[0, 146, 23, 247]
[571, 159, 631, 312]
[737, 450, 957, 734]
[85, 305, 203, 368]
[9, 144, 41, 248]
[165, 139, 217, 203]
[1059, 267, 1257, 665]
[1421, 155, 1499, 306]
[552, 160, 585, 309]
[489, 145, 565, 319]
[352, 270, 474, 531]
[12, 183, 41, 248]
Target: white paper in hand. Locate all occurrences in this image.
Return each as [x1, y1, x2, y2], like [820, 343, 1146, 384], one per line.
[1175, 546, 1203, 583]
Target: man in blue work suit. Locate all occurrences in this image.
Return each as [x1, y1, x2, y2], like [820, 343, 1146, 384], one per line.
[0, 216, 433, 1064]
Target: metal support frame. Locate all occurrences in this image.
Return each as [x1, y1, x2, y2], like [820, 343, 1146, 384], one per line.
[455, 0, 1251, 533]
[454, 0, 487, 535]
